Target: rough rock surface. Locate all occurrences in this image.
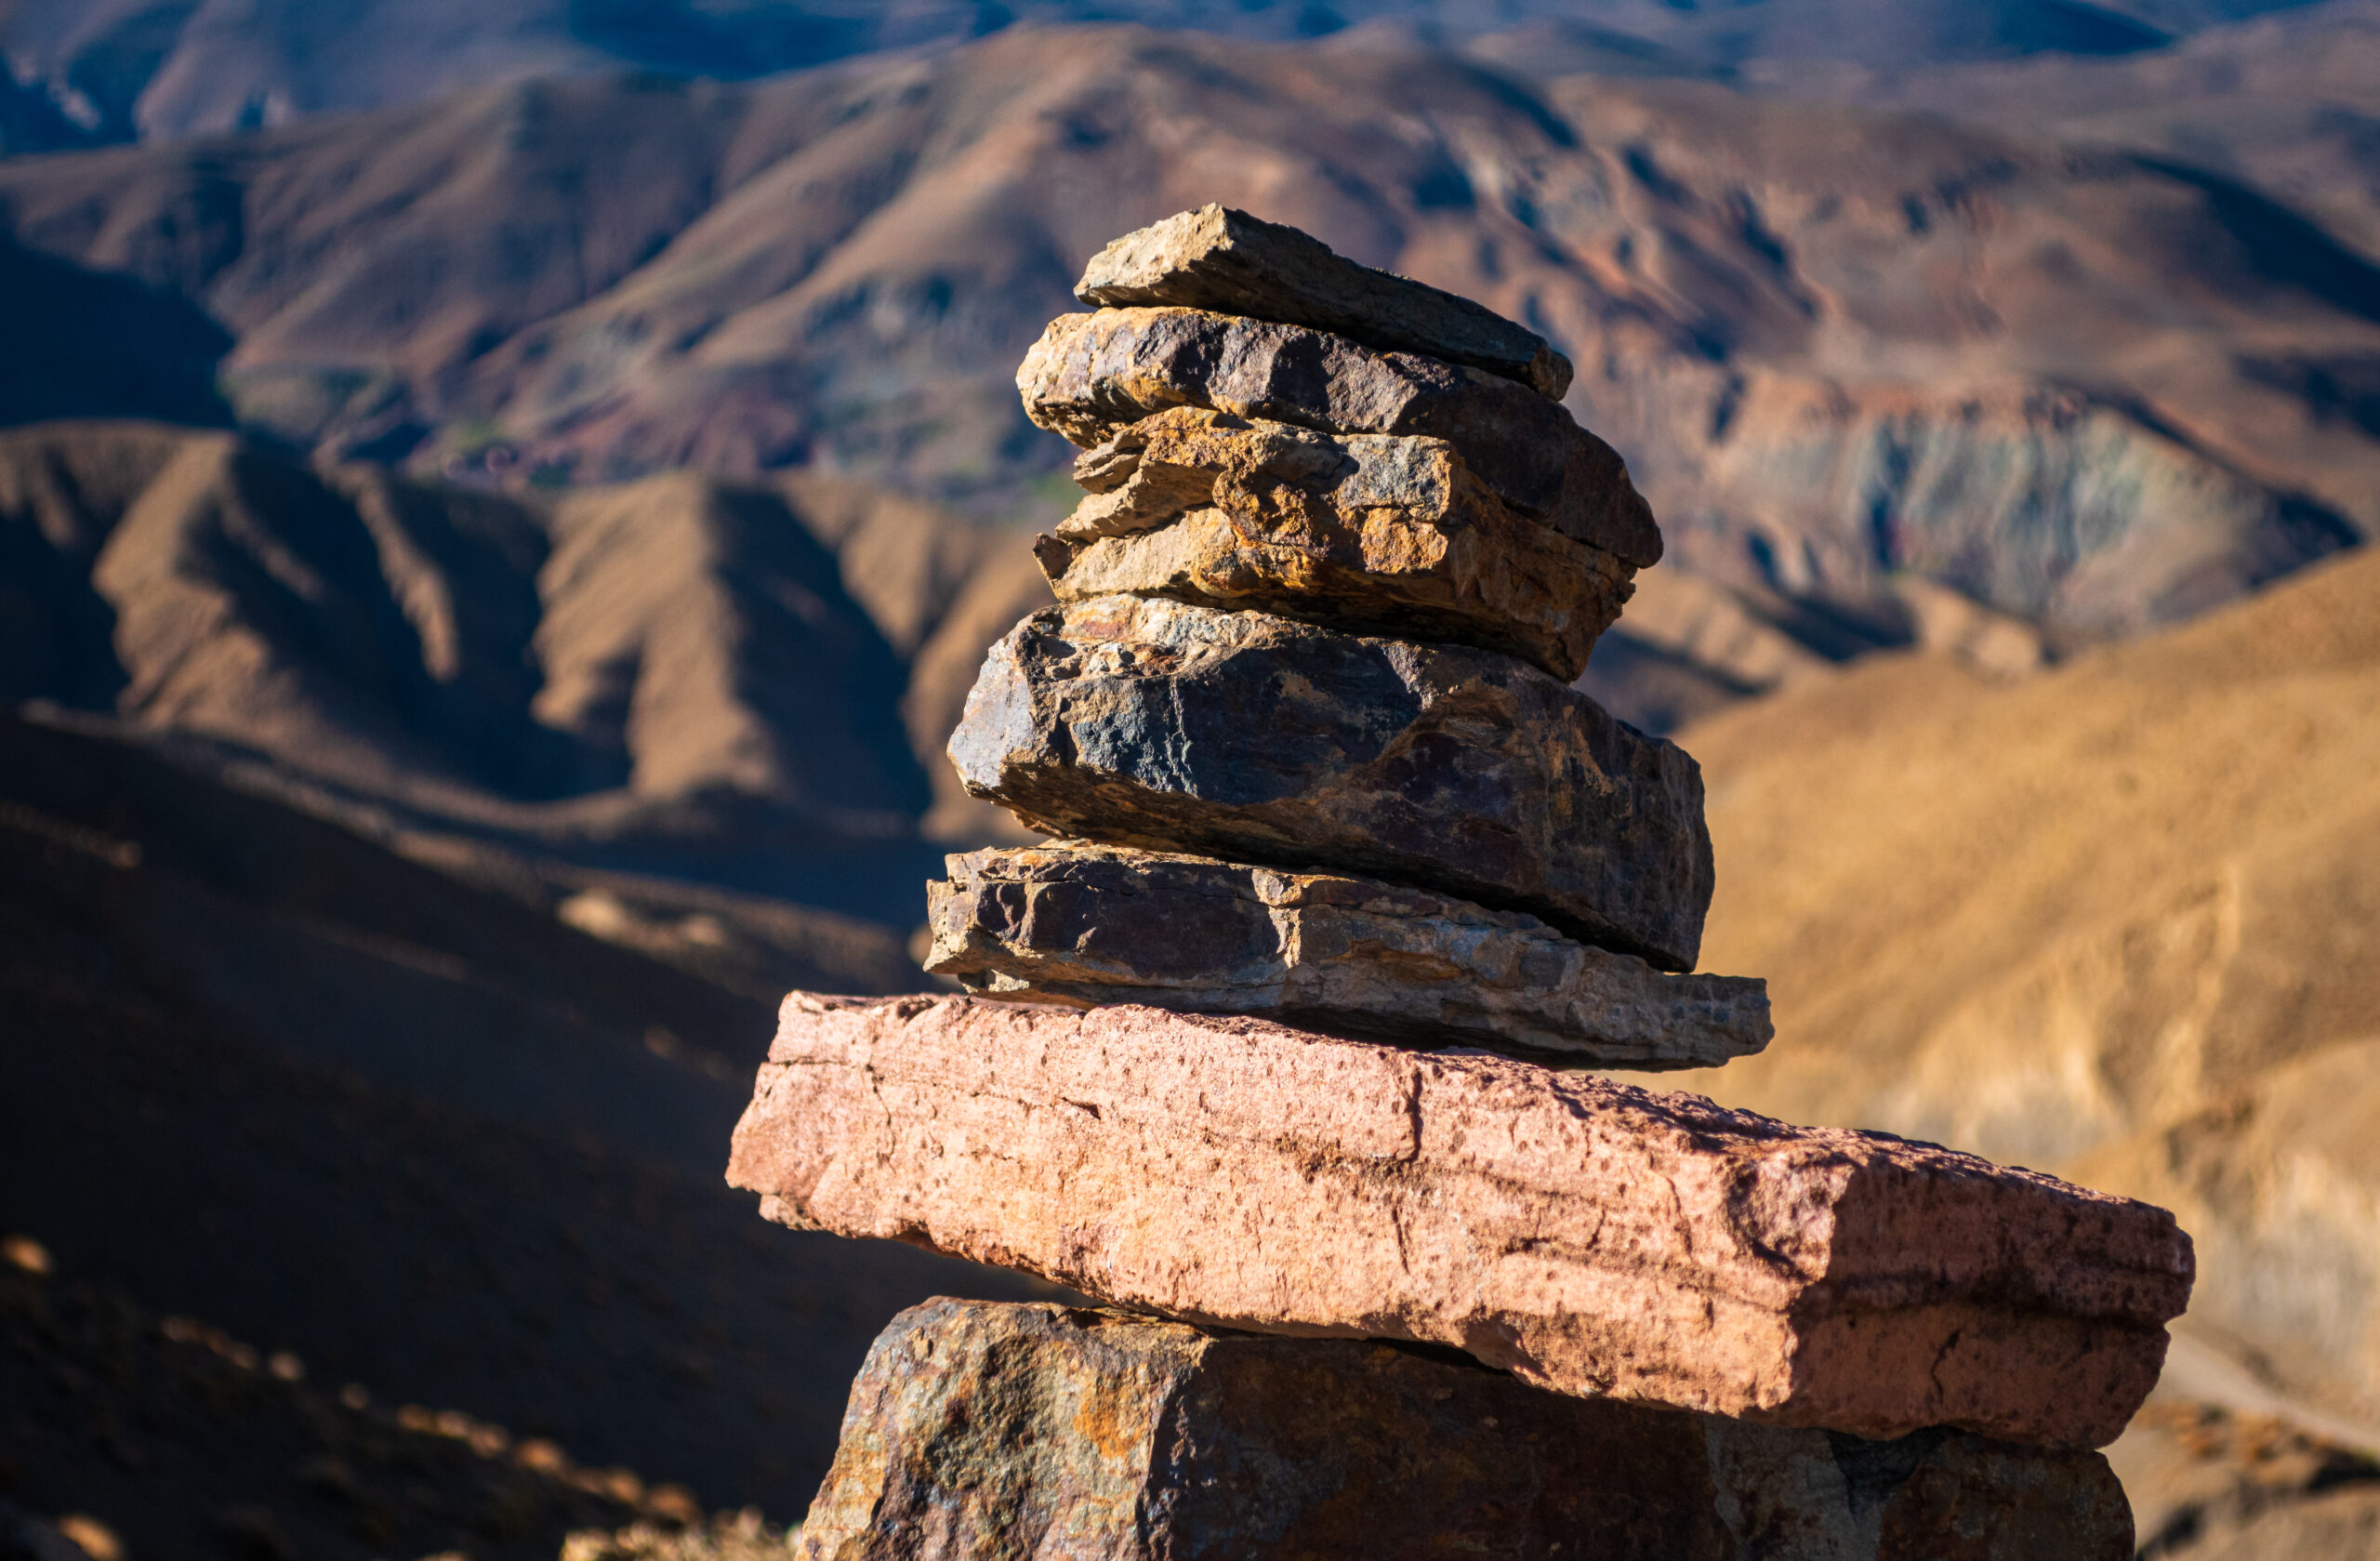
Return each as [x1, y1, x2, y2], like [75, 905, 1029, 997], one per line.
[1037, 406, 1631, 680]
[798, 1296, 2135, 1561]
[924, 842, 1768, 1068]
[1017, 307, 1662, 567]
[947, 594, 1713, 970]
[729, 994, 2195, 1449]
[1074, 204, 1576, 401]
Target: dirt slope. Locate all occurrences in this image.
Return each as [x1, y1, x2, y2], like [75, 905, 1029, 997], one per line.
[0, 707, 1056, 1526]
[2, 1257, 668, 1561]
[1656, 541, 2380, 1435]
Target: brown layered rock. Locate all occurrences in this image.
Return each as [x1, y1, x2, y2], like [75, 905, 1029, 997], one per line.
[800, 1296, 2135, 1561]
[1017, 307, 1662, 567]
[946, 593, 1713, 970]
[728, 993, 2195, 1449]
[1074, 204, 1576, 401]
[924, 842, 1768, 1068]
[1037, 406, 1631, 680]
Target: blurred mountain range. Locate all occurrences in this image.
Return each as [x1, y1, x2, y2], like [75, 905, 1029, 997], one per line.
[2, 12, 2373, 748]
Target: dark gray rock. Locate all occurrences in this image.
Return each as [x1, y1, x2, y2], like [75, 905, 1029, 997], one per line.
[925, 841, 1767, 1067]
[946, 595, 1713, 970]
[797, 1296, 2136, 1561]
[1017, 306, 1663, 567]
[1074, 204, 1575, 400]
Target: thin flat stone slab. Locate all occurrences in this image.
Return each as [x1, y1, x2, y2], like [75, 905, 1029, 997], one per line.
[1074, 204, 1577, 402]
[1038, 406, 1631, 681]
[947, 593, 1712, 971]
[1016, 306, 1662, 567]
[924, 841, 1768, 1069]
[799, 1296, 2135, 1561]
[730, 994, 2196, 1449]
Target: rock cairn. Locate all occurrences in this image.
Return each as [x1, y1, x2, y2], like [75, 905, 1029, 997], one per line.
[728, 205, 2196, 1559]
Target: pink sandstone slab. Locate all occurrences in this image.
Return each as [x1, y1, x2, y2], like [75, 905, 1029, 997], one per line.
[727, 994, 2194, 1449]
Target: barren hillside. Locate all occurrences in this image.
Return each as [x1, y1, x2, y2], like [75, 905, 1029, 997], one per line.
[0, 0, 2325, 151]
[1656, 543, 2380, 1446]
[0, 421, 1047, 920]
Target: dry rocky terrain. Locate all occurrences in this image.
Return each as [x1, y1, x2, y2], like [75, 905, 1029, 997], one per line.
[1650, 543, 2380, 1555]
[1, 7, 2376, 1555]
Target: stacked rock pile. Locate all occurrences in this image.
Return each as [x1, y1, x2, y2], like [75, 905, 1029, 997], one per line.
[728, 207, 2196, 1560]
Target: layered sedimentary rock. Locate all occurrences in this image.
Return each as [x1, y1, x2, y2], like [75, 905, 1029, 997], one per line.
[946, 593, 1713, 970]
[924, 842, 1768, 1068]
[728, 994, 2195, 1449]
[1037, 406, 1631, 680]
[800, 1296, 2134, 1561]
[1017, 306, 1662, 567]
[1073, 204, 1576, 401]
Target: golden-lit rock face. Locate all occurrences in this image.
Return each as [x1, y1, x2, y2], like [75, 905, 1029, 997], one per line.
[1656, 545, 2380, 1428]
[1017, 308, 1662, 566]
[1032, 406, 1635, 680]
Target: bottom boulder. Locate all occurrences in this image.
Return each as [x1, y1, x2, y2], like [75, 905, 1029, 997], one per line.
[797, 1296, 2133, 1561]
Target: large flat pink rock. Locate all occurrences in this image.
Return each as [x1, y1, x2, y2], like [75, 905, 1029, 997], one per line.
[728, 994, 2192, 1449]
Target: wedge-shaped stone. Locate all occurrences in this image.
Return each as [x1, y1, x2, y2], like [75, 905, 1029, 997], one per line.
[1075, 204, 1577, 401]
[1017, 306, 1662, 567]
[1037, 407, 1630, 680]
[730, 995, 2194, 1449]
[947, 594, 1712, 970]
[800, 1297, 2134, 1561]
[925, 842, 1767, 1069]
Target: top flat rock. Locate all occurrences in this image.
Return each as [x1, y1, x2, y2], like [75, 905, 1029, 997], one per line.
[1076, 205, 1575, 402]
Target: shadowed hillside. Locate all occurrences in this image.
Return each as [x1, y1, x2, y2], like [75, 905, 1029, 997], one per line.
[0, 707, 1059, 1533]
[0, 241, 231, 428]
